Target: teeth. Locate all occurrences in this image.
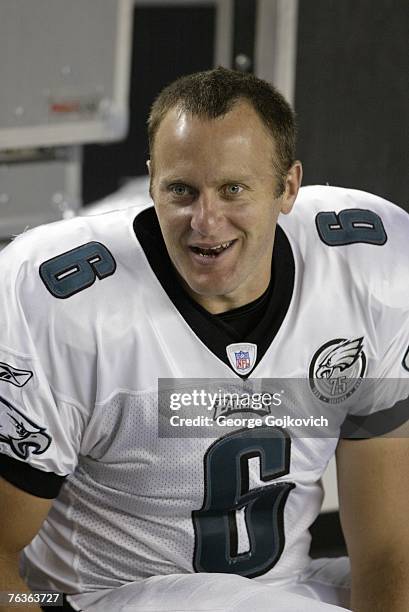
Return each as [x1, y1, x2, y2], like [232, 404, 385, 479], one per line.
[207, 241, 233, 250]
[191, 240, 234, 257]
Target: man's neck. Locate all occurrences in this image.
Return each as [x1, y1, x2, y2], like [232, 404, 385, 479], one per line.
[180, 273, 272, 315]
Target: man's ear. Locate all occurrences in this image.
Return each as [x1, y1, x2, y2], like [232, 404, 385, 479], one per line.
[281, 161, 303, 214]
[147, 159, 154, 200]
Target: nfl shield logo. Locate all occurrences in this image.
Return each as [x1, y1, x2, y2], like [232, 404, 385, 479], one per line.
[226, 343, 257, 375]
[235, 350, 251, 371]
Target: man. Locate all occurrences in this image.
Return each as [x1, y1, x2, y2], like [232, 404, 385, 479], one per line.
[0, 67, 409, 612]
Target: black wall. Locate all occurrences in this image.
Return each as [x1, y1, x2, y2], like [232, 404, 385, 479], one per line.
[295, 0, 409, 208]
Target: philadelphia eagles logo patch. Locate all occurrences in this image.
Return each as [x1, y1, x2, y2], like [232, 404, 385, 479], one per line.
[309, 337, 366, 403]
[0, 395, 51, 460]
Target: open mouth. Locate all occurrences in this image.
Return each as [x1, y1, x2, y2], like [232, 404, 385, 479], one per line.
[189, 240, 236, 258]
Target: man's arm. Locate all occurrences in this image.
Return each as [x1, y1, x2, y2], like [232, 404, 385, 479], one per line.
[336, 436, 409, 611]
[0, 476, 53, 612]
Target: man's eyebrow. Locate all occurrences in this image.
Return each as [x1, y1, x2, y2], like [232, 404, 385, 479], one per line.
[158, 177, 191, 188]
[219, 176, 255, 183]
[159, 175, 256, 187]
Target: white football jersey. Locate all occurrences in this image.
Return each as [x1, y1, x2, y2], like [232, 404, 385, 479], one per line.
[0, 185, 408, 597]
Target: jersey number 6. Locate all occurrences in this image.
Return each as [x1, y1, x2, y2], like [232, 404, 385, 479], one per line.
[316, 208, 387, 246]
[39, 242, 116, 299]
[192, 427, 294, 578]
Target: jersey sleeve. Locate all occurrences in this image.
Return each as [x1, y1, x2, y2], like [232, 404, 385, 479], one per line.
[340, 329, 409, 438]
[0, 236, 87, 498]
[339, 195, 409, 438]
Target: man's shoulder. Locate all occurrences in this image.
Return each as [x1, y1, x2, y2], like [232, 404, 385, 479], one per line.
[285, 184, 409, 252]
[0, 207, 162, 342]
[0, 206, 148, 291]
[282, 185, 409, 311]
[293, 184, 409, 235]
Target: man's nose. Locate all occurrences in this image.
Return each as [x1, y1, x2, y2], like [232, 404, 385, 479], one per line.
[190, 191, 223, 235]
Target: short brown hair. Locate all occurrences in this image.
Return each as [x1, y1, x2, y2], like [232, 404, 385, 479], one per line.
[147, 67, 297, 193]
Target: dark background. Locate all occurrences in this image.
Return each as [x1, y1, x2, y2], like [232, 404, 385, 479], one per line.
[83, 0, 408, 210]
[295, 0, 408, 208]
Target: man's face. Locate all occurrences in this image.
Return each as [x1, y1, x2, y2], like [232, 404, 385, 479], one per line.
[149, 101, 301, 313]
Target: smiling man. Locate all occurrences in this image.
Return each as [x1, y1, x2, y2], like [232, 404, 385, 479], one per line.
[0, 68, 409, 612]
[148, 98, 301, 314]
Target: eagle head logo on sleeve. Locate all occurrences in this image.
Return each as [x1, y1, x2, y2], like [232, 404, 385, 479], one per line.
[309, 337, 366, 403]
[0, 395, 51, 460]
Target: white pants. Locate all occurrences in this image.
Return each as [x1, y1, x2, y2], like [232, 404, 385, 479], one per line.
[68, 557, 351, 612]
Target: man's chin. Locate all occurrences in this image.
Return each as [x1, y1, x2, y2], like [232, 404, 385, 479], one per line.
[183, 276, 240, 303]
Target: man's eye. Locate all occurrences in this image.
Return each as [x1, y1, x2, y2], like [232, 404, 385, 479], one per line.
[170, 184, 191, 196]
[224, 184, 243, 196]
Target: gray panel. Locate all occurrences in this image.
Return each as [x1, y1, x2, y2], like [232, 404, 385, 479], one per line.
[255, 0, 299, 104]
[0, 0, 133, 147]
[0, 150, 81, 239]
